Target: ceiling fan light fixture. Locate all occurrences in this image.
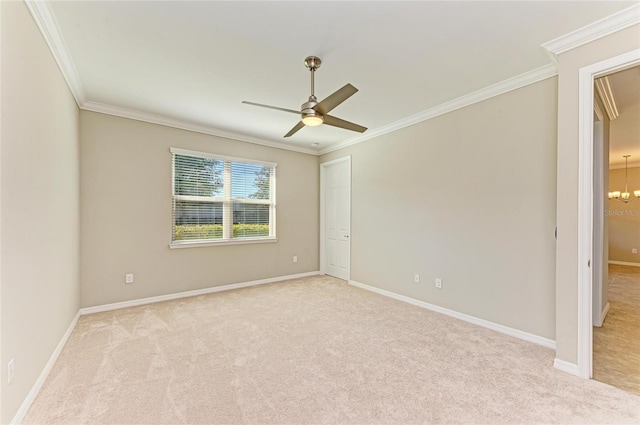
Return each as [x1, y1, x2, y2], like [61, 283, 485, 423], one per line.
[302, 115, 324, 126]
[301, 105, 323, 126]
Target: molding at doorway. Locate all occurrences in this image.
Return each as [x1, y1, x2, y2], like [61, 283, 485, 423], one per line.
[553, 358, 579, 376]
[594, 302, 610, 328]
[594, 76, 619, 120]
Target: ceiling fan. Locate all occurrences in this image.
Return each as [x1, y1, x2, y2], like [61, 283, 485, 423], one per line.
[242, 56, 367, 138]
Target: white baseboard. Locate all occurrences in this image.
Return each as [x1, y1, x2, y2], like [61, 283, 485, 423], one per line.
[608, 260, 640, 267]
[553, 358, 580, 376]
[594, 302, 610, 327]
[80, 271, 320, 315]
[11, 311, 81, 425]
[349, 280, 556, 349]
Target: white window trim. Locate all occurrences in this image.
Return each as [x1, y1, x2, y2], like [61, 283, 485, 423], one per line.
[170, 147, 277, 248]
[169, 237, 277, 249]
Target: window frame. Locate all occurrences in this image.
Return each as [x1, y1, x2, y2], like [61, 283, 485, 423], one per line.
[169, 147, 277, 249]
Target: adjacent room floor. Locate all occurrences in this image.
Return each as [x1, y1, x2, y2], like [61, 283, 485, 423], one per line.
[593, 264, 640, 395]
[24, 275, 640, 424]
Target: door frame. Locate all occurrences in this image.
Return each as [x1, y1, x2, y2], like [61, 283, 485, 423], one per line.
[319, 156, 351, 280]
[577, 49, 640, 379]
[591, 115, 604, 329]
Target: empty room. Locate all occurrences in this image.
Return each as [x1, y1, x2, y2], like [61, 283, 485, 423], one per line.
[1, 1, 640, 424]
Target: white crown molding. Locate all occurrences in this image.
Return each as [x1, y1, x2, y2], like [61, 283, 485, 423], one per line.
[25, 0, 316, 156]
[27, 0, 635, 158]
[594, 76, 619, 120]
[593, 99, 604, 122]
[23, 0, 558, 158]
[542, 4, 640, 57]
[81, 101, 318, 155]
[319, 64, 558, 155]
[24, 0, 86, 106]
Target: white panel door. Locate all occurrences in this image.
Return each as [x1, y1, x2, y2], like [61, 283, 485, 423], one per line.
[322, 157, 350, 280]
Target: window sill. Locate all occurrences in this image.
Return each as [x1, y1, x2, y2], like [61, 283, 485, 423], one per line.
[169, 237, 277, 249]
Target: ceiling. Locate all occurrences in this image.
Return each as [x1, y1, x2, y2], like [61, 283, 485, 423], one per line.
[43, 1, 639, 155]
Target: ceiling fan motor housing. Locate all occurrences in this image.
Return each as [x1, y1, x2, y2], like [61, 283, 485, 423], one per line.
[301, 97, 323, 126]
[301, 97, 321, 118]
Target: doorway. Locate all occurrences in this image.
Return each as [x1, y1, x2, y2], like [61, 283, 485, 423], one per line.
[320, 156, 351, 280]
[577, 49, 640, 380]
[592, 65, 640, 394]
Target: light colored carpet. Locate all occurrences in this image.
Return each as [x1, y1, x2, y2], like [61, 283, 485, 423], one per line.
[593, 264, 640, 395]
[24, 275, 640, 424]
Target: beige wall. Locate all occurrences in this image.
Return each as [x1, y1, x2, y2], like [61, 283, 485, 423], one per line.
[79, 111, 318, 308]
[608, 166, 640, 264]
[321, 78, 558, 339]
[555, 24, 640, 365]
[0, 2, 80, 423]
[610, 102, 640, 152]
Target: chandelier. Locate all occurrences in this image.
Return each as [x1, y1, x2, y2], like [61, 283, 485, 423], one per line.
[608, 155, 640, 203]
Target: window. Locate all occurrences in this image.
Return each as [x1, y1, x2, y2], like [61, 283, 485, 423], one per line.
[170, 148, 276, 247]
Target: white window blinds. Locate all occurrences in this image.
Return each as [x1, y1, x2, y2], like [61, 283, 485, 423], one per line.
[171, 148, 276, 245]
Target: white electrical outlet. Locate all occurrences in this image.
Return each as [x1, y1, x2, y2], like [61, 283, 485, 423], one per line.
[293, 256, 298, 263]
[8, 359, 14, 384]
[632, 248, 638, 254]
[125, 274, 134, 284]
[435, 278, 442, 289]
[414, 274, 420, 283]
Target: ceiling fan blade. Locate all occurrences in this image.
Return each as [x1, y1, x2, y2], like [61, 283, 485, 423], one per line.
[242, 101, 300, 115]
[284, 121, 305, 138]
[314, 84, 358, 115]
[323, 115, 367, 133]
